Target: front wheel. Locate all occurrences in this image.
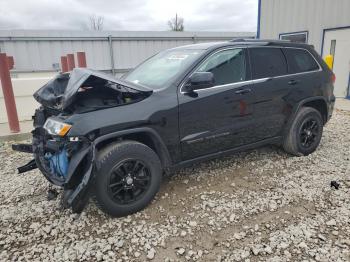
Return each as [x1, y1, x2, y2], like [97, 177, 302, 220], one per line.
[283, 107, 323, 156]
[94, 141, 162, 217]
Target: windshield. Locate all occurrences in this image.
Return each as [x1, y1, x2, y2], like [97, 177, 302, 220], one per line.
[124, 49, 205, 89]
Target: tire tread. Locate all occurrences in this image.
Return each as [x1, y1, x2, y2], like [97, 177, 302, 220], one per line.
[283, 107, 323, 156]
[93, 140, 161, 217]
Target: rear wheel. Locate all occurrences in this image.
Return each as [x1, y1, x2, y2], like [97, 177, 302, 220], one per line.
[94, 141, 162, 217]
[283, 107, 323, 156]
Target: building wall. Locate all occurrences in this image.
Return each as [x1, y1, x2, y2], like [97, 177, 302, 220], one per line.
[0, 30, 254, 73]
[259, 0, 350, 53]
[0, 30, 255, 123]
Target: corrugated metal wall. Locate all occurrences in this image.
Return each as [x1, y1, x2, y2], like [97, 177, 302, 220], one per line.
[0, 30, 254, 73]
[259, 0, 350, 53]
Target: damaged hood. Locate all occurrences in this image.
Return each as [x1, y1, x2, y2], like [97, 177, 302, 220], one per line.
[34, 68, 151, 110]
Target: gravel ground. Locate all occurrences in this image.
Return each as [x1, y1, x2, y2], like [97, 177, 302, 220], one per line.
[1, 109, 350, 262]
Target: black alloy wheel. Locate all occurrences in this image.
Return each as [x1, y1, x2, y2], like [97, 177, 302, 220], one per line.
[299, 118, 319, 149]
[282, 107, 323, 156]
[108, 159, 151, 205]
[94, 140, 162, 217]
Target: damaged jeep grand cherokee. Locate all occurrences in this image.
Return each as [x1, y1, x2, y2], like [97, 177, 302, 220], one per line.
[14, 39, 335, 217]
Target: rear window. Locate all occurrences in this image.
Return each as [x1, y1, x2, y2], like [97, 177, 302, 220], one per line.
[250, 48, 287, 79]
[283, 48, 319, 73]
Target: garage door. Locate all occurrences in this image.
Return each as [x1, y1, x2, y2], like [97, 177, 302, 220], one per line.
[322, 27, 350, 98]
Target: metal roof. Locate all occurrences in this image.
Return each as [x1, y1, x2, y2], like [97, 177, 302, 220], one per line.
[0, 30, 255, 41]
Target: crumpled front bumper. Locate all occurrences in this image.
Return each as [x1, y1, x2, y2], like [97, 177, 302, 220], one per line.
[13, 107, 96, 211]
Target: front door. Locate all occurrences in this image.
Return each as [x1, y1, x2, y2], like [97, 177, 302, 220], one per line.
[178, 48, 255, 161]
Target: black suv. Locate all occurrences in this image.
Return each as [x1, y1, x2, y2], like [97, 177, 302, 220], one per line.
[14, 39, 335, 217]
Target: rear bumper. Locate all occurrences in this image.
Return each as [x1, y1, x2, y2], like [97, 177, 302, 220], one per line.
[327, 95, 336, 122]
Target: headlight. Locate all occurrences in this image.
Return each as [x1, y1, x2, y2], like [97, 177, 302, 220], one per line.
[43, 118, 72, 136]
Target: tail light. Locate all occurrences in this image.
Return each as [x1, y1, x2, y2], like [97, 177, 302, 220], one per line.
[331, 73, 336, 84]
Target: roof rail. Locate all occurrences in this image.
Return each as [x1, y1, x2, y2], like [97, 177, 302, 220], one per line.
[229, 38, 246, 42]
[229, 38, 254, 42]
[229, 38, 291, 43]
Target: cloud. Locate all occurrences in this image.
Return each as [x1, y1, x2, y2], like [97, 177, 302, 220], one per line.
[0, 0, 257, 32]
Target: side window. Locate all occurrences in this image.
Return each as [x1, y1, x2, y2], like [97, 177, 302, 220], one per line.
[283, 48, 320, 73]
[250, 48, 287, 79]
[197, 48, 246, 86]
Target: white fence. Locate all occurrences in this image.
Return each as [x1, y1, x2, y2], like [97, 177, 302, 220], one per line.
[0, 72, 55, 123]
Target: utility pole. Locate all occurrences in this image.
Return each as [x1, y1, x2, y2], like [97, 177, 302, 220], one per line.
[175, 13, 178, 31]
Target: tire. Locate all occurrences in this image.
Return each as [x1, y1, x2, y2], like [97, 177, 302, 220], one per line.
[283, 107, 323, 156]
[93, 140, 162, 217]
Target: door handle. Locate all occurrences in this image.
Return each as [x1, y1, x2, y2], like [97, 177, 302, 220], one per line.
[235, 88, 251, 95]
[288, 79, 299, 85]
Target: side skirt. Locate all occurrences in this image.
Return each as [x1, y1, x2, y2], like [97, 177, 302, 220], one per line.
[169, 136, 282, 172]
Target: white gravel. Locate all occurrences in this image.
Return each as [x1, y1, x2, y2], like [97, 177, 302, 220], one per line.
[0, 109, 350, 261]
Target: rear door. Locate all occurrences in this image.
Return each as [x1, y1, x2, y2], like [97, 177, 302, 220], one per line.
[178, 48, 256, 161]
[248, 47, 292, 140]
[281, 47, 324, 107]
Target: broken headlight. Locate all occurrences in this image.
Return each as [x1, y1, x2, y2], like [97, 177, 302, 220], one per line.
[43, 118, 72, 137]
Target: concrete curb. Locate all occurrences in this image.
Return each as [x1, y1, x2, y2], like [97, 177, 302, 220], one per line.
[0, 132, 31, 142]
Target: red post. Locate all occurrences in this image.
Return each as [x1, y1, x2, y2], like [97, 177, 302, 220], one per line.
[7, 56, 14, 70]
[0, 53, 20, 133]
[60, 56, 68, 72]
[77, 52, 87, 68]
[67, 54, 75, 71]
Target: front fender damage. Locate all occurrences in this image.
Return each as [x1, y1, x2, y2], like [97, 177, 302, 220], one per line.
[13, 137, 97, 213]
[62, 143, 95, 212]
[13, 68, 154, 214]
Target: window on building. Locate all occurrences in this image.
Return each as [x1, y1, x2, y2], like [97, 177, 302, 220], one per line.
[329, 40, 336, 68]
[283, 48, 319, 73]
[279, 32, 308, 43]
[249, 48, 287, 79]
[330, 40, 336, 56]
[196, 48, 246, 85]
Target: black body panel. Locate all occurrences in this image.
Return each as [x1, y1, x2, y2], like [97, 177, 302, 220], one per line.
[13, 39, 335, 210]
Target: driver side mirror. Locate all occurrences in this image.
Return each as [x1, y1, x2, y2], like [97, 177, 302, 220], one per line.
[183, 72, 215, 93]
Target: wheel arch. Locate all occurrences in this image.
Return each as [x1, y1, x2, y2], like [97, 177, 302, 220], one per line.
[94, 127, 172, 169]
[283, 97, 328, 139]
[292, 97, 328, 124]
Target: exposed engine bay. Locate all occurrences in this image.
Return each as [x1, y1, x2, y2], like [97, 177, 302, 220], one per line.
[34, 68, 152, 113]
[13, 68, 152, 212]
